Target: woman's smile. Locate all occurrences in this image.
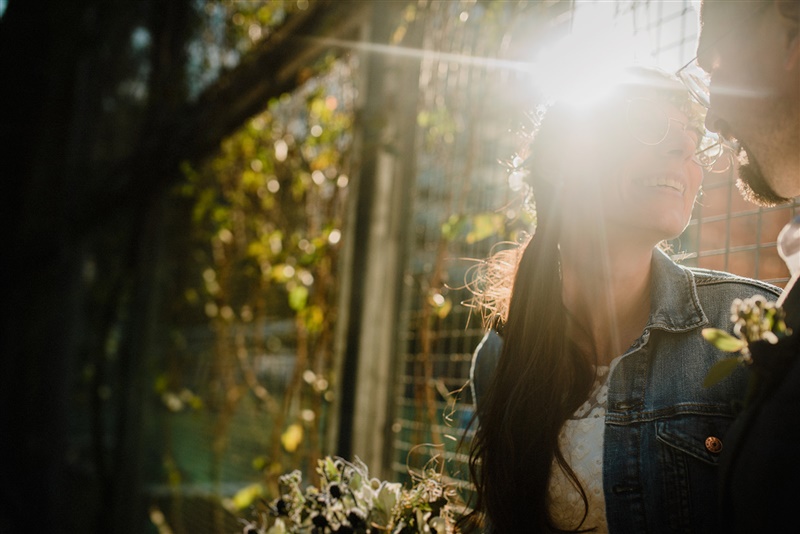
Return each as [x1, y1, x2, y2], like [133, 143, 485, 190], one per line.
[632, 173, 687, 196]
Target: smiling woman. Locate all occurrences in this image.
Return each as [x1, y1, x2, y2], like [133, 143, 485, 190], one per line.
[525, 70, 706, 256]
[462, 68, 782, 533]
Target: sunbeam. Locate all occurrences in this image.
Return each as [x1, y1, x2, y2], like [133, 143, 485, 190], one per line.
[307, 36, 532, 73]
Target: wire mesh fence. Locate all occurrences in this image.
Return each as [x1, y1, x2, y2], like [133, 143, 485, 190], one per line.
[388, 0, 798, 502]
[135, 2, 798, 530]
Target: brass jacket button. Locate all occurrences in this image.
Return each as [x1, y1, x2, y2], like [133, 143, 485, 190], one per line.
[705, 436, 723, 454]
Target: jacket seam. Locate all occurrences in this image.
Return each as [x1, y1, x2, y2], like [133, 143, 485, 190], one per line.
[605, 404, 737, 424]
[691, 276, 782, 295]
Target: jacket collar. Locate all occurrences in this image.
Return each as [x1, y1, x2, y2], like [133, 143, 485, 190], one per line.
[646, 248, 707, 333]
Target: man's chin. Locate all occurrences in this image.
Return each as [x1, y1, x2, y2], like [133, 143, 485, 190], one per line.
[734, 151, 792, 208]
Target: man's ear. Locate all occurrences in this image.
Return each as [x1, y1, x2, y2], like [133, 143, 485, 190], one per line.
[776, 0, 800, 69]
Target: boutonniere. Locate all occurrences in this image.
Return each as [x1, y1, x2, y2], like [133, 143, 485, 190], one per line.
[702, 295, 792, 388]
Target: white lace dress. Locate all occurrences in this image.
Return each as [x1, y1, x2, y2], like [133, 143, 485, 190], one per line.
[548, 357, 621, 533]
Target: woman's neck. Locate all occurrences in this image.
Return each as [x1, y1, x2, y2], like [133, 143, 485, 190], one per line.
[560, 239, 654, 367]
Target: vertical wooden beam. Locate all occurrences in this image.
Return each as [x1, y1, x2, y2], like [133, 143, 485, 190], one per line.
[332, 1, 422, 476]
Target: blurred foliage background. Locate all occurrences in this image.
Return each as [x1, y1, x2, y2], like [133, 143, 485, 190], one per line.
[3, 1, 791, 533]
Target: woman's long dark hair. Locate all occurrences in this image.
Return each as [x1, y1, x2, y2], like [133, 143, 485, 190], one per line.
[462, 69, 703, 533]
[465, 169, 596, 533]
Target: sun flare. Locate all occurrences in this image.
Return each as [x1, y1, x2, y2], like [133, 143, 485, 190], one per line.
[527, 4, 659, 107]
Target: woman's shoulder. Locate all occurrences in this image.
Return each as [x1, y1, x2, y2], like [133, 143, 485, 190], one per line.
[684, 266, 782, 299]
[471, 330, 502, 377]
[470, 330, 503, 408]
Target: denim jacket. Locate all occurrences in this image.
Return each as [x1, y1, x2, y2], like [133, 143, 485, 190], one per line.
[470, 249, 781, 533]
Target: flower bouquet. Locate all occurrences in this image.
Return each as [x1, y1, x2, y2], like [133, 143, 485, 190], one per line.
[242, 456, 457, 534]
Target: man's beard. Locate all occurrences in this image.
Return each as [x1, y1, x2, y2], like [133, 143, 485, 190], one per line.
[734, 144, 792, 208]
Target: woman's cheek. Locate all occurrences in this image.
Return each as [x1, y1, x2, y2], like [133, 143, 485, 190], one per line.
[685, 161, 704, 197]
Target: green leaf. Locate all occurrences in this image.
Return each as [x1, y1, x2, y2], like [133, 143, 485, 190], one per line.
[435, 298, 452, 319]
[230, 483, 264, 510]
[465, 213, 504, 244]
[288, 285, 308, 311]
[153, 374, 169, 394]
[703, 357, 742, 388]
[281, 423, 304, 453]
[417, 110, 430, 127]
[701, 328, 746, 352]
[301, 305, 324, 333]
[320, 456, 339, 482]
[440, 214, 463, 241]
[252, 456, 267, 471]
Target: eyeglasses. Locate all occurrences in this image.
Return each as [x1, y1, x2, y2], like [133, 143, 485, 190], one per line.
[676, 59, 711, 109]
[674, 4, 771, 174]
[695, 133, 735, 174]
[673, 61, 739, 172]
[626, 98, 732, 172]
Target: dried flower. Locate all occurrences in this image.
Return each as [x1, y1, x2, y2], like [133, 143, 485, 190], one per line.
[241, 456, 456, 534]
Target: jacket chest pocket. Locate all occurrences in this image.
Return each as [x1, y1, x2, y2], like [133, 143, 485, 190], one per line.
[653, 414, 733, 532]
[656, 414, 731, 465]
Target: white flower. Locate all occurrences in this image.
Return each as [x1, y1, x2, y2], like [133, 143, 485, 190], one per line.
[762, 331, 779, 344]
[245, 456, 454, 533]
[428, 516, 447, 533]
